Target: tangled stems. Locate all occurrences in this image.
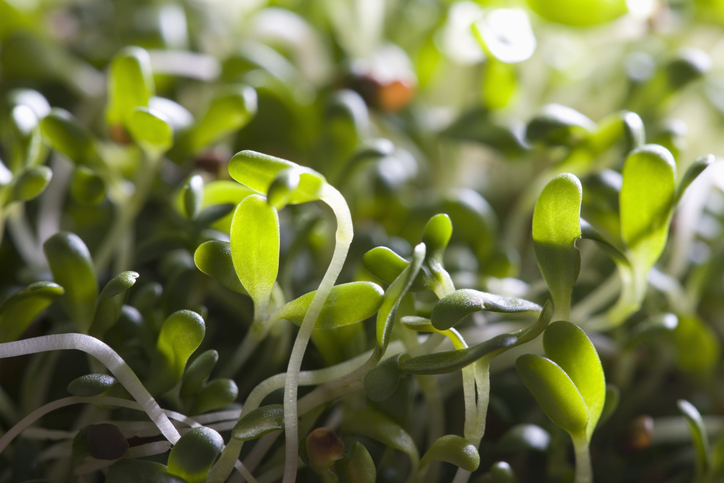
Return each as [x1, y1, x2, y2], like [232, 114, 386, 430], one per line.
[281, 185, 353, 483]
[0, 334, 180, 444]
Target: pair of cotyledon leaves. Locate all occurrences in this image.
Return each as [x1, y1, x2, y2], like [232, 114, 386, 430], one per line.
[532, 143, 712, 320]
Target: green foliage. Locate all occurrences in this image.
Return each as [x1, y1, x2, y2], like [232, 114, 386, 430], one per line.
[419, 435, 480, 471]
[167, 427, 223, 483]
[232, 405, 284, 441]
[0, 282, 63, 343]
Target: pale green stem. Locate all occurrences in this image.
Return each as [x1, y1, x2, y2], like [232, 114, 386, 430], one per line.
[93, 150, 162, 273]
[282, 186, 353, 483]
[0, 334, 180, 443]
[572, 437, 593, 483]
[570, 271, 620, 322]
[453, 360, 492, 483]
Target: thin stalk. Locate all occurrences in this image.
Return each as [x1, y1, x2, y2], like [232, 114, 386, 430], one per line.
[0, 334, 180, 443]
[282, 186, 352, 483]
[93, 150, 162, 273]
[572, 437, 593, 483]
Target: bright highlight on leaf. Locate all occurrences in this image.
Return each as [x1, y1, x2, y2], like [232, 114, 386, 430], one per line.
[532, 173, 582, 319]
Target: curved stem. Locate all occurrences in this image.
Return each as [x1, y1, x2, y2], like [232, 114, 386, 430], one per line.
[0, 334, 180, 443]
[282, 186, 352, 483]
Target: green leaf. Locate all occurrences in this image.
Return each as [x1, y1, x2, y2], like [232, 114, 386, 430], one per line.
[496, 424, 551, 452]
[230, 194, 279, 317]
[599, 384, 620, 426]
[266, 166, 326, 209]
[0, 282, 64, 343]
[364, 353, 407, 402]
[377, 243, 426, 352]
[665, 48, 711, 91]
[228, 150, 298, 193]
[543, 321, 606, 441]
[90, 271, 139, 337]
[271, 281, 384, 329]
[150, 309, 205, 392]
[431, 289, 541, 331]
[525, 104, 595, 147]
[590, 110, 645, 155]
[11, 165, 51, 201]
[185, 180, 254, 233]
[183, 350, 219, 383]
[525, 0, 627, 26]
[67, 373, 117, 397]
[344, 442, 376, 483]
[490, 461, 517, 483]
[675, 154, 714, 204]
[515, 354, 589, 439]
[44, 232, 98, 333]
[620, 144, 676, 271]
[167, 427, 223, 483]
[182, 175, 204, 220]
[192, 379, 239, 414]
[342, 406, 419, 470]
[532, 173, 582, 318]
[127, 107, 174, 153]
[232, 404, 284, 441]
[671, 315, 721, 376]
[106, 460, 169, 483]
[70, 166, 106, 206]
[400, 334, 517, 375]
[580, 219, 629, 266]
[422, 213, 453, 260]
[362, 247, 431, 291]
[419, 434, 480, 471]
[40, 109, 97, 166]
[187, 85, 257, 152]
[677, 399, 711, 476]
[193, 240, 247, 294]
[106, 46, 154, 128]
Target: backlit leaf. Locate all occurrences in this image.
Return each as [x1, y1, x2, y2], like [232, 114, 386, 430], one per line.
[230, 194, 279, 316]
[106, 46, 154, 128]
[187, 85, 257, 152]
[515, 354, 589, 439]
[420, 434, 480, 471]
[272, 281, 383, 329]
[90, 270, 139, 337]
[543, 321, 605, 441]
[362, 246, 431, 291]
[193, 240, 247, 294]
[525, 0, 627, 26]
[11, 165, 51, 201]
[127, 107, 173, 153]
[0, 282, 64, 343]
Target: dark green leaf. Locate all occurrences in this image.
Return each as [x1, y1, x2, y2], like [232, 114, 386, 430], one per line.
[419, 434, 480, 471]
[183, 350, 219, 383]
[525, 104, 595, 146]
[167, 427, 223, 483]
[271, 281, 383, 329]
[599, 384, 620, 426]
[44, 232, 98, 333]
[364, 353, 406, 402]
[342, 406, 419, 468]
[70, 166, 106, 206]
[671, 315, 721, 376]
[106, 460, 168, 483]
[182, 175, 204, 220]
[431, 289, 541, 331]
[90, 271, 139, 337]
[0, 282, 64, 343]
[232, 404, 284, 441]
[67, 374, 117, 397]
[40, 109, 97, 166]
[344, 442, 376, 483]
[665, 48, 711, 91]
[677, 399, 711, 476]
[496, 424, 551, 452]
[490, 461, 517, 483]
[11, 166, 51, 201]
[400, 334, 517, 375]
[192, 379, 239, 414]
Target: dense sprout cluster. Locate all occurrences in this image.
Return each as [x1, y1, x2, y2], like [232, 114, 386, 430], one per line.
[1, 1, 724, 482]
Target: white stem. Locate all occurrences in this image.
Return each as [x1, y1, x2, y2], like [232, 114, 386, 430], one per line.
[282, 186, 352, 483]
[0, 334, 180, 444]
[573, 437, 593, 483]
